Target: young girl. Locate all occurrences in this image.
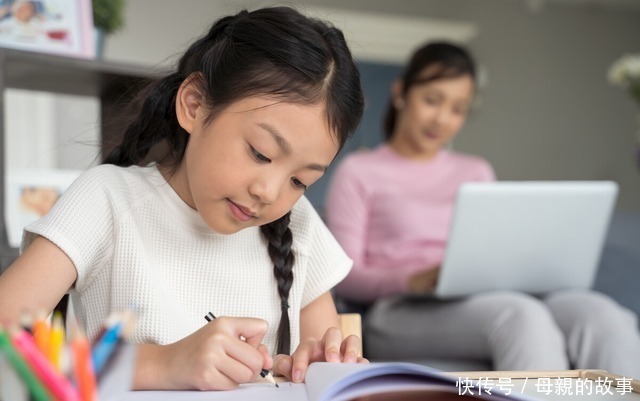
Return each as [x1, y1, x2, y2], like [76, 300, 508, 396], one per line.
[326, 42, 640, 377]
[0, 6, 367, 390]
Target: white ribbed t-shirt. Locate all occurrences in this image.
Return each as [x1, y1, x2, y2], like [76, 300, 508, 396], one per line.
[22, 164, 352, 354]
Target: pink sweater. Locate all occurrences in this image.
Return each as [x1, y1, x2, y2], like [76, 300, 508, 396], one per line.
[326, 144, 495, 302]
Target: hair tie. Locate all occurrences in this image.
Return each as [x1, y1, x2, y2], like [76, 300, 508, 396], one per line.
[281, 300, 290, 310]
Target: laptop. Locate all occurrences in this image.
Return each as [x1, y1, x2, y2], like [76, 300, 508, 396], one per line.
[433, 181, 618, 299]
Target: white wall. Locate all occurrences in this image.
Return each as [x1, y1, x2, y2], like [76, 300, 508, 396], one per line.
[4, 91, 99, 248]
[5, 90, 56, 170]
[5, 91, 100, 171]
[101, 0, 640, 211]
[9, 0, 636, 211]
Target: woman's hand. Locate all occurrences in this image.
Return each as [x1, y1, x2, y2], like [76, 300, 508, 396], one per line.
[273, 327, 369, 383]
[407, 265, 441, 294]
[134, 316, 272, 391]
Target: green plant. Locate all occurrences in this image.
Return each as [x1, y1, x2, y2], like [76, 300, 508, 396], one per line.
[608, 54, 640, 106]
[92, 0, 125, 34]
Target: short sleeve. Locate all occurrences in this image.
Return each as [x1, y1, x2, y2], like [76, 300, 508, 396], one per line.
[22, 165, 116, 291]
[291, 197, 353, 308]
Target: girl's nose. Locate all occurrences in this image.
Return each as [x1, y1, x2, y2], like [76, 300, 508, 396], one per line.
[249, 177, 280, 205]
[433, 106, 451, 126]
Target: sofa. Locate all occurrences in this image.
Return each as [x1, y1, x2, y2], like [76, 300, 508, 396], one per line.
[592, 212, 640, 323]
[337, 212, 640, 371]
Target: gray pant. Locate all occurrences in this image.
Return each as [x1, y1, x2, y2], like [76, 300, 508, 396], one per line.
[364, 289, 640, 378]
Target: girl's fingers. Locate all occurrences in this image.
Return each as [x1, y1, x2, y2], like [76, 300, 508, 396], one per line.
[321, 327, 343, 363]
[274, 348, 369, 383]
[273, 354, 293, 380]
[212, 316, 269, 348]
[290, 339, 320, 383]
[215, 354, 258, 388]
[279, 329, 367, 386]
[257, 343, 273, 370]
[188, 353, 244, 391]
[339, 334, 361, 363]
[222, 335, 267, 378]
[204, 316, 273, 388]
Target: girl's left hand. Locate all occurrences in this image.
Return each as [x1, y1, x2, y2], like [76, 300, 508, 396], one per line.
[272, 327, 369, 383]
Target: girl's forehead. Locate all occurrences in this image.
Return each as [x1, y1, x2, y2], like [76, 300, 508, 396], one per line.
[410, 74, 474, 95]
[409, 63, 473, 87]
[226, 96, 332, 129]
[211, 95, 339, 149]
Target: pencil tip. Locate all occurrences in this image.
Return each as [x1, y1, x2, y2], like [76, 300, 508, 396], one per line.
[262, 370, 278, 387]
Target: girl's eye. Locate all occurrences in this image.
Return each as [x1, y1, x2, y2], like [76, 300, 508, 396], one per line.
[291, 177, 307, 191]
[425, 97, 439, 106]
[251, 146, 271, 163]
[453, 106, 469, 116]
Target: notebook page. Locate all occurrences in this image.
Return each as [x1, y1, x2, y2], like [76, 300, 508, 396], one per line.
[117, 382, 308, 401]
[305, 362, 539, 401]
[305, 362, 457, 401]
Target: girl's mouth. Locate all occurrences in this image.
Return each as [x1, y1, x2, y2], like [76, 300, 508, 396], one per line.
[228, 200, 255, 222]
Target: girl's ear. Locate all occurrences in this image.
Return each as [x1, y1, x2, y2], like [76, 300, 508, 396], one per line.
[176, 76, 203, 134]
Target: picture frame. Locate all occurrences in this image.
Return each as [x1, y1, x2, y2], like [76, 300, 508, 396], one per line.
[0, 0, 94, 58]
[4, 168, 82, 248]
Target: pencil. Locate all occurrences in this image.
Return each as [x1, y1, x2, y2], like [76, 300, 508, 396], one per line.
[48, 311, 64, 372]
[0, 326, 52, 401]
[70, 322, 98, 401]
[11, 328, 81, 401]
[204, 312, 278, 387]
[91, 315, 123, 375]
[91, 309, 138, 376]
[32, 312, 50, 356]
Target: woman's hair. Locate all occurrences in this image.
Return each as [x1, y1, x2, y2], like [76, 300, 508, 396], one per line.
[383, 41, 476, 141]
[103, 7, 364, 355]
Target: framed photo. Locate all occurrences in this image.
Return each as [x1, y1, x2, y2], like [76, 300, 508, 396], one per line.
[0, 0, 94, 58]
[4, 168, 81, 248]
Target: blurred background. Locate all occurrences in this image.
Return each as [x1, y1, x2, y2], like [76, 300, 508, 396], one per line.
[6, 0, 640, 213]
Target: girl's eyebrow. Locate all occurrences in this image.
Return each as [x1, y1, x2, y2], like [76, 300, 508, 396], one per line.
[257, 122, 328, 172]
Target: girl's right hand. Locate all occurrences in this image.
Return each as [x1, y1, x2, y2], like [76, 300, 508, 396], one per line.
[407, 265, 441, 294]
[135, 316, 272, 390]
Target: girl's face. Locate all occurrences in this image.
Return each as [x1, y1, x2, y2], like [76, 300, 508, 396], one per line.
[391, 72, 474, 159]
[14, 2, 36, 23]
[174, 92, 338, 235]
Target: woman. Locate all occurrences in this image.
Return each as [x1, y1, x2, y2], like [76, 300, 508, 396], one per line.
[325, 42, 640, 376]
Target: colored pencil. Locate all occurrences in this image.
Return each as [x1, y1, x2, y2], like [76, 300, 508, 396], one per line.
[32, 312, 50, 356]
[48, 311, 65, 372]
[70, 323, 98, 401]
[91, 320, 122, 375]
[0, 327, 51, 401]
[11, 328, 81, 401]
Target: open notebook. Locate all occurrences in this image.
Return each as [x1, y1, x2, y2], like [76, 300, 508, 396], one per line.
[119, 361, 537, 401]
